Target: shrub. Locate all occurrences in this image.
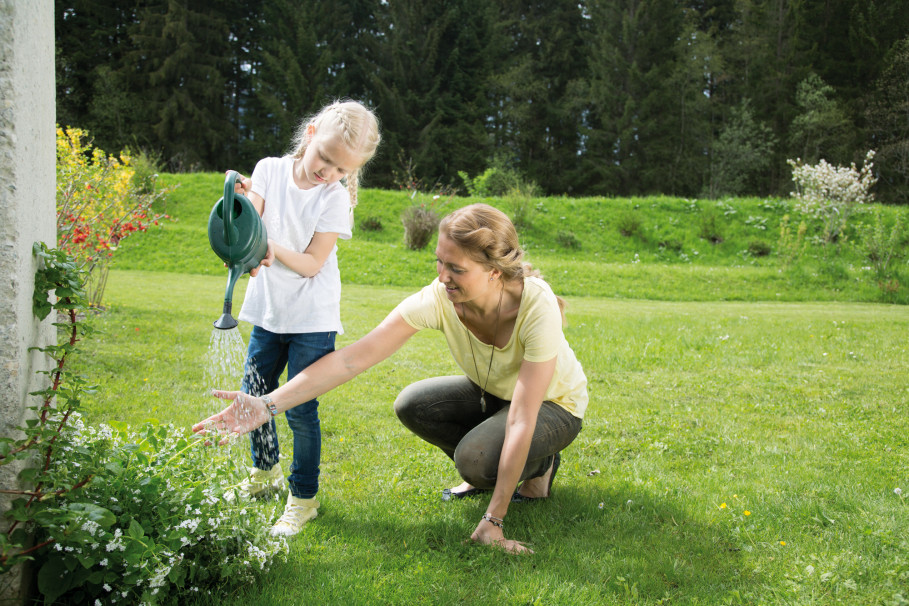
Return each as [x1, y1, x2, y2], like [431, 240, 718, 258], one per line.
[395, 156, 453, 250]
[358, 216, 383, 232]
[862, 207, 904, 278]
[458, 158, 539, 198]
[747, 240, 772, 257]
[401, 205, 441, 250]
[1, 244, 287, 605]
[777, 214, 808, 268]
[32, 418, 287, 605]
[616, 211, 643, 238]
[56, 126, 172, 307]
[698, 212, 725, 243]
[505, 188, 535, 231]
[788, 150, 877, 245]
[556, 230, 581, 250]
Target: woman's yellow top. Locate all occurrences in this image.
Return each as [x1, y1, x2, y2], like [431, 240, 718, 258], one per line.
[395, 276, 588, 418]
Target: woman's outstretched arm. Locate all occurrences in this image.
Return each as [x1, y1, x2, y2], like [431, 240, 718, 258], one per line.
[193, 310, 418, 441]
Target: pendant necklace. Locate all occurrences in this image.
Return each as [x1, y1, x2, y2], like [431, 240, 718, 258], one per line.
[465, 283, 504, 413]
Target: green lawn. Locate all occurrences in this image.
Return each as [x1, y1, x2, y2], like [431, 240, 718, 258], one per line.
[73, 269, 909, 605]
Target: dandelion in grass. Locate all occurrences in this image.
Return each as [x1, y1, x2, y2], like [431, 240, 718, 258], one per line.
[744, 510, 751, 516]
[895, 487, 902, 496]
[780, 541, 786, 546]
[720, 502, 727, 509]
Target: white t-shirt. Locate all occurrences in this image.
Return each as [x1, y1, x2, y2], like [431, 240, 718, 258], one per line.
[238, 156, 352, 334]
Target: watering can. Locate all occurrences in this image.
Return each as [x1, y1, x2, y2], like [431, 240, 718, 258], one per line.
[208, 171, 268, 330]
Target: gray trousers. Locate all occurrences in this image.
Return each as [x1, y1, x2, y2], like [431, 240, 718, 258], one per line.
[393, 375, 583, 489]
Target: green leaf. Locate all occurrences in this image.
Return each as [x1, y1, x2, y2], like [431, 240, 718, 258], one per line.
[37, 556, 73, 603]
[128, 518, 145, 539]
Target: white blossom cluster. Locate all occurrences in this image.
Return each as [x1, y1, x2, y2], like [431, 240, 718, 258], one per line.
[788, 151, 877, 242]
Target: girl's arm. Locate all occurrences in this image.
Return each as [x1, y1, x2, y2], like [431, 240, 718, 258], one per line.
[270, 231, 340, 278]
[471, 356, 558, 554]
[193, 310, 419, 439]
[245, 185, 338, 278]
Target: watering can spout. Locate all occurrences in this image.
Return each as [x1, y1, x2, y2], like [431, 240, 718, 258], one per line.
[212, 265, 243, 330]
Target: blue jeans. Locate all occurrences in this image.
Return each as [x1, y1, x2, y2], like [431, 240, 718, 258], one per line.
[242, 326, 336, 499]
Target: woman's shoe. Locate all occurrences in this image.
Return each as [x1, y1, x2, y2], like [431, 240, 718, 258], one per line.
[511, 453, 560, 503]
[441, 487, 490, 501]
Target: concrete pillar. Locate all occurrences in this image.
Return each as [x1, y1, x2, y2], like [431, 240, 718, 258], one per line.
[0, 0, 56, 603]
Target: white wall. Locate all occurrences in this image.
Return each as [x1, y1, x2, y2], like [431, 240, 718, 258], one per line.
[0, 0, 56, 602]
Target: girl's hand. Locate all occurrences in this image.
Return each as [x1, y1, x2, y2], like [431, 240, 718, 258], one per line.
[191, 391, 270, 444]
[229, 172, 253, 196]
[470, 519, 534, 555]
[248, 241, 275, 277]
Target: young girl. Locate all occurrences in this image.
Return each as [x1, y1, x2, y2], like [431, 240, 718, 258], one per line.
[231, 100, 380, 537]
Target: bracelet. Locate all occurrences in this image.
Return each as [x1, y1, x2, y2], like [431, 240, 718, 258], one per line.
[482, 512, 504, 528]
[261, 394, 278, 417]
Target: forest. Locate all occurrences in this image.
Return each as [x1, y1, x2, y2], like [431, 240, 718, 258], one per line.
[56, 0, 909, 201]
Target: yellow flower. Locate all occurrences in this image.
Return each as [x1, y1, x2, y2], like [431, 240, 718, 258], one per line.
[720, 502, 727, 509]
[744, 510, 751, 516]
[780, 541, 786, 546]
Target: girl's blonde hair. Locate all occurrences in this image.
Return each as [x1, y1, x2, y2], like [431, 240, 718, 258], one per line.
[290, 100, 381, 210]
[439, 203, 566, 319]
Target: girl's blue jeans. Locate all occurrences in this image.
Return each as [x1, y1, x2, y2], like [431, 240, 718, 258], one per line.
[242, 326, 336, 499]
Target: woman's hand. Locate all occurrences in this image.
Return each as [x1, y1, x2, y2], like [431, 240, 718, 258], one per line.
[191, 390, 270, 444]
[470, 519, 534, 555]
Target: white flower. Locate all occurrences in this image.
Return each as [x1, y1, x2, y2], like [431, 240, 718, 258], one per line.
[896, 487, 903, 496]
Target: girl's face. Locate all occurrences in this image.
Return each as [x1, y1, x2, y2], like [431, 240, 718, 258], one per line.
[295, 128, 361, 189]
[435, 233, 498, 306]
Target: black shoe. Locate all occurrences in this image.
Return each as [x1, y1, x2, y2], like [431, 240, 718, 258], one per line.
[511, 453, 560, 503]
[441, 487, 490, 502]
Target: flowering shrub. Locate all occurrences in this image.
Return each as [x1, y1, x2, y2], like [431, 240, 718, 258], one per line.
[56, 126, 171, 307]
[1, 245, 286, 605]
[788, 151, 877, 245]
[33, 418, 287, 605]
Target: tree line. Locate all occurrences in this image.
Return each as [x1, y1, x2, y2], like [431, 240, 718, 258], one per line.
[56, 0, 909, 201]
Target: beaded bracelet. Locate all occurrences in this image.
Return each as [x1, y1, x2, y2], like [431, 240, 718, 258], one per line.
[482, 512, 504, 528]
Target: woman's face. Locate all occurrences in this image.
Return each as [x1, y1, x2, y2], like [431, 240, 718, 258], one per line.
[435, 233, 497, 304]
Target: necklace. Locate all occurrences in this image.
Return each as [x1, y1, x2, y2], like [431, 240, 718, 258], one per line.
[464, 284, 504, 413]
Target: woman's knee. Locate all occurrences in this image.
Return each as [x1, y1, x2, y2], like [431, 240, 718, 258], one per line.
[453, 439, 499, 488]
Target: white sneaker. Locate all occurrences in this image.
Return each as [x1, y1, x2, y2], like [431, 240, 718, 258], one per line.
[270, 493, 319, 536]
[225, 464, 285, 502]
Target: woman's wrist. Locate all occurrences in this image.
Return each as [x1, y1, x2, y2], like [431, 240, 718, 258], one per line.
[261, 394, 279, 417]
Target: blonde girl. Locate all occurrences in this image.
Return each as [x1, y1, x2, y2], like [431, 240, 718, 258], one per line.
[230, 100, 380, 537]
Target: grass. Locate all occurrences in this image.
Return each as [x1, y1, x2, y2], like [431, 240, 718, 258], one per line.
[73, 269, 909, 605]
[65, 174, 909, 604]
[115, 173, 909, 304]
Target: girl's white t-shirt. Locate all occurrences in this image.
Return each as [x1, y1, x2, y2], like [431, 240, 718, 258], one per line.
[237, 156, 352, 334]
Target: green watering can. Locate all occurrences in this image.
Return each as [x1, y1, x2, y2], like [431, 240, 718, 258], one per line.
[208, 171, 268, 330]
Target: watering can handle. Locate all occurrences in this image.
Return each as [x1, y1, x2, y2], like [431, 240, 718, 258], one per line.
[222, 171, 241, 246]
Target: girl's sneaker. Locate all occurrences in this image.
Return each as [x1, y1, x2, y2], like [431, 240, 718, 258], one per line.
[226, 464, 285, 502]
[270, 493, 319, 536]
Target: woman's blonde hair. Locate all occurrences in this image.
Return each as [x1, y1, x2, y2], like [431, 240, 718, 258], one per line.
[439, 203, 566, 318]
[290, 100, 381, 209]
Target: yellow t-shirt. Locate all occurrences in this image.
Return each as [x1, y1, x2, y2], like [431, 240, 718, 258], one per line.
[395, 276, 588, 419]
